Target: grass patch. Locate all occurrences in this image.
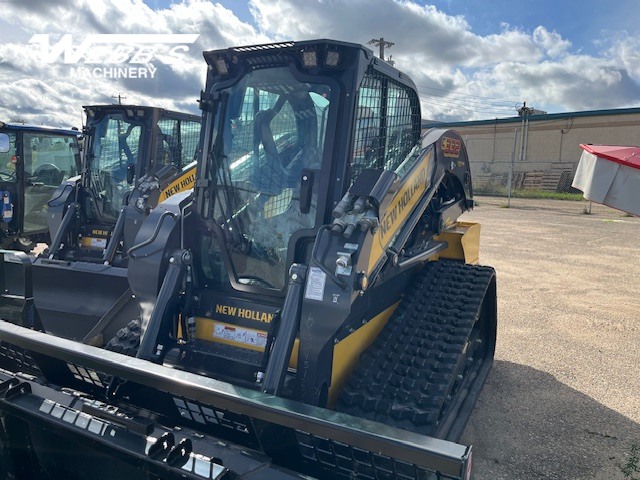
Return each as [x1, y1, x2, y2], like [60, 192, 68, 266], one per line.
[475, 188, 584, 201]
[621, 443, 640, 479]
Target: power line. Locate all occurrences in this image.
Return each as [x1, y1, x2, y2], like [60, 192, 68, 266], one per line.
[418, 95, 517, 116]
[414, 84, 519, 105]
[416, 88, 517, 109]
[420, 100, 517, 118]
[417, 90, 517, 111]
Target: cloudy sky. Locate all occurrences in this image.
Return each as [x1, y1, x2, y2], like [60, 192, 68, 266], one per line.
[1, 0, 639, 128]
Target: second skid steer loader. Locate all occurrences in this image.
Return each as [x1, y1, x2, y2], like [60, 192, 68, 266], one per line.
[1, 104, 201, 341]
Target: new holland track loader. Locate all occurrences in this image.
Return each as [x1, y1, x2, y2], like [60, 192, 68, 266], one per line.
[47, 105, 201, 264]
[0, 40, 497, 480]
[2, 105, 201, 341]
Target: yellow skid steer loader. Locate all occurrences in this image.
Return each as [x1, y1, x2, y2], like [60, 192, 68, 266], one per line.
[0, 39, 496, 480]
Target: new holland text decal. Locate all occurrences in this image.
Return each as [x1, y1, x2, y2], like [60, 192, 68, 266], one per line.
[159, 168, 196, 202]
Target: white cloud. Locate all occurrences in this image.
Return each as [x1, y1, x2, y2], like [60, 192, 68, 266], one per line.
[0, 0, 638, 126]
[489, 55, 640, 112]
[532, 26, 571, 58]
[249, 0, 541, 67]
[607, 34, 640, 80]
[0, 0, 269, 127]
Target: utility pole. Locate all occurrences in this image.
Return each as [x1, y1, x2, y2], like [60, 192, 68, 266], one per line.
[112, 93, 127, 105]
[368, 37, 394, 61]
[518, 101, 531, 161]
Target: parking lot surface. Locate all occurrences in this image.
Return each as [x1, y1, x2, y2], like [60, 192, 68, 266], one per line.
[460, 202, 640, 479]
[31, 200, 639, 479]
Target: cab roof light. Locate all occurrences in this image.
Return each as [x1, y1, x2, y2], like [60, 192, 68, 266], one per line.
[324, 50, 340, 68]
[301, 50, 318, 68]
[214, 57, 229, 76]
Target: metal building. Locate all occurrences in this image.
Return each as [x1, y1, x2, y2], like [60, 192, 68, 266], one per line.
[422, 107, 640, 195]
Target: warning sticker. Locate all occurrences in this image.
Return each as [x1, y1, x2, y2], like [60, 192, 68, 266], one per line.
[91, 238, 107, 249]
[213, 323, 267, 348]
[305, 266, 327, 301]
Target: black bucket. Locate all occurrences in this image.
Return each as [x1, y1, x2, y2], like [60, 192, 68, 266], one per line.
[30, 258, 133, 341]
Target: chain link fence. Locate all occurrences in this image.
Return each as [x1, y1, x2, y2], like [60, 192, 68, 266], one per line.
[464, 133, 626, 217]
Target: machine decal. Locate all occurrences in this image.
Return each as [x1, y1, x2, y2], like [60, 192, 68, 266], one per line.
[159, 168, 196, 202]
[79, 227, 110, 249]
[368, 150, 432, 273]
[196, 318, 268, 351]
[441, 136, 461, 158]
[1, 191, 12, 223]
[80, 237, 107, 249]
[213, 323, 268, 348]
[304, 266, 327, 301]
[214, 304, 275, 323]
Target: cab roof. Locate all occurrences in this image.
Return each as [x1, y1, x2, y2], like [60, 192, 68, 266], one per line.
[83, 104, 201, 123]
[0, 122, 79, 136]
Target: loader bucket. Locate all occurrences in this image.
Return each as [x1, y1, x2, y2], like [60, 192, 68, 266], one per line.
[1, 255, 133, 342]
[0, 322, 473, 480]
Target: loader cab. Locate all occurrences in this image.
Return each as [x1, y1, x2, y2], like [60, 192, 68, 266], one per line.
[0, 123, 80, 251]
[123, 40, 486, 406]
[59, 105, 200, 256]
[197, 60, 337, 291]
[196, 40, 421, 294]
[82, 106, 200, 223]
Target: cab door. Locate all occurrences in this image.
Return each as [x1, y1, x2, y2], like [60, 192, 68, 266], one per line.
[22, 132, 79, 235]
[0, 130, 19, 245]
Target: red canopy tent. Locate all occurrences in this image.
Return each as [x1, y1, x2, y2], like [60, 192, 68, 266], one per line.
[572, 144, 640, 216]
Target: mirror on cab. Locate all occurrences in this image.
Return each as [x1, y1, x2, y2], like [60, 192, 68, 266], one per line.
[0, 133, 9, 153]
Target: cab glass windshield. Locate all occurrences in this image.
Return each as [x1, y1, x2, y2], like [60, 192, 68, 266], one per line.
[201, 67, 332, 290]
[88, 114, 142, 219]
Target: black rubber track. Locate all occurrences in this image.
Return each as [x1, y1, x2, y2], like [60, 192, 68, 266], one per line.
[335, 260, 495, 438]
[105, 319, 141, 356]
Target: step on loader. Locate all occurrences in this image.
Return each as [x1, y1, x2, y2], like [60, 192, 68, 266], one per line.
[1, 105, 201, 342]
[0, 39, 497, 480]
[0, 122, 80, 252]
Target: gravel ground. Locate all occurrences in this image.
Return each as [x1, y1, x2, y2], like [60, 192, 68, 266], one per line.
[459, 201, 640, 480]
[475, 194, 624, 216]
[31, 200, 639, 479]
